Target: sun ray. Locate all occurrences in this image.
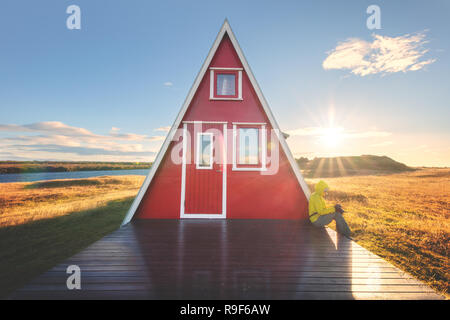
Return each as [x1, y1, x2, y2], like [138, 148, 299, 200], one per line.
[315, 157, 326, 178]
[336, 157, 347, 177]
[343, 156, 358, 175]
[329, 157, 335, 177]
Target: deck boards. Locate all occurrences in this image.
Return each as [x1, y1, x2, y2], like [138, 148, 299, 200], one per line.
[10, 219, 444, 300]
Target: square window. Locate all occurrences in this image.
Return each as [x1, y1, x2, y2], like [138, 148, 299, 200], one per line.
[238, 128, 259, 165]
[216, 73, 236, 96]
[233, 123, 267, 171]
[210, 68, 242, 100]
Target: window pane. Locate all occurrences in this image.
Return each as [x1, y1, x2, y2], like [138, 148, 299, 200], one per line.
[199, 134, 212, 167]
[216, 73, 236, 96]
[238, 128, 259, 165]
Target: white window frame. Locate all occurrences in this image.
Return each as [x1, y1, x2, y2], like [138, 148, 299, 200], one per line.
[196, 132, 214, 170]
[237, 127, 259, 165]
[209, 67, 243, 100]
[232, 122, 267, 171]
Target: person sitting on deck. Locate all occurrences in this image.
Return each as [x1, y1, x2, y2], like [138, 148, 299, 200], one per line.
[309, 180, 351, 238]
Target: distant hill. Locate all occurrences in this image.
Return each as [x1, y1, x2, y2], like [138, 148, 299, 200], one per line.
[1, 157, 413, 178]
[0, 161, 152, 174]
[297, 155, 415, 178]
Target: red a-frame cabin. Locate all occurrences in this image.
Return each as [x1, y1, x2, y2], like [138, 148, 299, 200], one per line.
[122, 20, 310, 225]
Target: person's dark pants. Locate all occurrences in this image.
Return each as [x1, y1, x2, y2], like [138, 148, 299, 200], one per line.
[312, 212, 351, 237]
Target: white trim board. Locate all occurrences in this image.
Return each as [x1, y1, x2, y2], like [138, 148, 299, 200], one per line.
[183, 121, 228, 124]
[210, 67, 243, 70]
[121, 19, 310, 226]
[232, 122, 267, 125]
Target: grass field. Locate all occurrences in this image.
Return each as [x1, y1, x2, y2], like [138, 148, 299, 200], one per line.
[0, 176, 144, 227]
[306, 168, 449, 296]
[0, 175, 145, 298]
[0, 169, 448, 298]
[0, 197, 135, 298]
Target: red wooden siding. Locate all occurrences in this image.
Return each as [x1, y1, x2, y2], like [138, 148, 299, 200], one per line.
[184, 123, 224, 215]
[134, 32, 308, 220]
[134, 140, 182, 219]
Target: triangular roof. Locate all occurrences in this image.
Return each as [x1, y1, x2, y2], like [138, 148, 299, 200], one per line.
[122, 20, 310, 226]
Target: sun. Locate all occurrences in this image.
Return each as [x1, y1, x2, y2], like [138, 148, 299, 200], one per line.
[320, 127, 343, 148]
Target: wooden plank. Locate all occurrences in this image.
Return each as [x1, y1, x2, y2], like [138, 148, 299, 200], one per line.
[27, 276, 425, 286]
[11, 290, 441, 300]
[18, 283, 433, 293]
[41, 270, 416, 279]
[48, 265, 402, 272]
[11, 220, 443, 300]
[62, 258, 395, 266]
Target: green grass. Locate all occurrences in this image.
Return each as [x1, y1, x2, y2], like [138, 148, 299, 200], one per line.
[0, 197, 132, 299]
[306, 169, 449, 297]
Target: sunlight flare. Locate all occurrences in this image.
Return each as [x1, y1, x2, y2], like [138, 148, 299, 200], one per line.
[320, 127, 344, 148]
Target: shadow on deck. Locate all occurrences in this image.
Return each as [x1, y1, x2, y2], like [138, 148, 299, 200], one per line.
[10, 219, 443, 299]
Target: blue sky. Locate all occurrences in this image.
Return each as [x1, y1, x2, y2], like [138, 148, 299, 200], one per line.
[0, 0, 449, 166]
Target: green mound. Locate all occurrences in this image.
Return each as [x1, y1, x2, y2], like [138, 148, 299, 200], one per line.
[298, 155, 414, 178]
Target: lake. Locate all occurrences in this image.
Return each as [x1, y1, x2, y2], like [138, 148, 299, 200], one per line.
[0, 169, 149, 183]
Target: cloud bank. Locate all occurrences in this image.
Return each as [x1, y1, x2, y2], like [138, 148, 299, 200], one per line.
[286, 126, 391, 139]
[323, 31, 436, 76]
[0, 121, 165, 161]
[154, 126, 171, 132]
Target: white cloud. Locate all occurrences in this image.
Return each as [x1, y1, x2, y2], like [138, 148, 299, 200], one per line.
[154, 126, 171, 132]
[343, 131, 391, 139]
[147, 135, 165, 142]
[0, 121, 159, 141]
[163, 82, 173, 87]
[323, 31, 436, 76]
[0, 121, 96, 137]
[370, 141, 394, 147]
[108, 127, 147, 141]
[286, 126, 391, 139]
[286, 127, 336, 137]
[0, 121, 166, 161]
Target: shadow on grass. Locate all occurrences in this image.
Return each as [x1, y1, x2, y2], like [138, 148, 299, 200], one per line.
[0, 197, 133, 299]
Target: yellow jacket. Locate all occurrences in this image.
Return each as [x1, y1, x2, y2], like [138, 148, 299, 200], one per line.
[308, 180, 335, 223]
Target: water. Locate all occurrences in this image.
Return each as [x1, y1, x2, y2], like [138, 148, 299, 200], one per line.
[0, 169, 150, 183]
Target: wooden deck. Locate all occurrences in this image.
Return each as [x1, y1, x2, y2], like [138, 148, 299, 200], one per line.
[11, 220, 443, 299]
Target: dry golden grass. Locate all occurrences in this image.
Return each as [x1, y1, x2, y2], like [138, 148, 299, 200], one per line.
[306, 168, 450, 297]
[0, 175, 145, 227]
[0, 198, 135, 298]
